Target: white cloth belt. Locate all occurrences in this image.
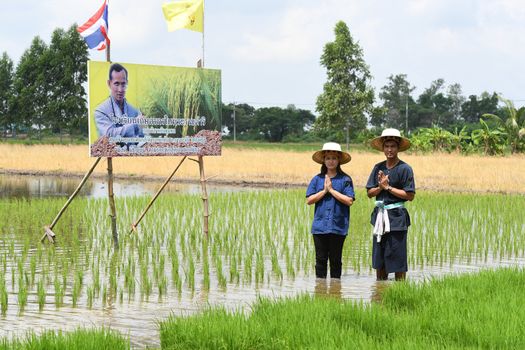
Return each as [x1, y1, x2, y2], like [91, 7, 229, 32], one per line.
[373, 201, 404, 242]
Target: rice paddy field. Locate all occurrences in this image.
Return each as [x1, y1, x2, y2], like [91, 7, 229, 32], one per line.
[0, 185, 523, 347]
[0, 143, 524, 348]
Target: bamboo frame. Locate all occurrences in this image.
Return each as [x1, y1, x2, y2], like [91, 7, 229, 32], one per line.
[41, 157, 101, 243]
[129, 156, 187, 233]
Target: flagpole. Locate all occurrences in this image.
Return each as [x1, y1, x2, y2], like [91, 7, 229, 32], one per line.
[202, 0, 205, 67]
[106, 0, 111, 62]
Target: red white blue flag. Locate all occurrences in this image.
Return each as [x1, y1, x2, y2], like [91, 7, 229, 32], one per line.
[77, 0, 110, 50]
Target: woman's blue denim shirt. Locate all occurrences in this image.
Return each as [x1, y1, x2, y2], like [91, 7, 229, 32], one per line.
[306, 173, 355, 235]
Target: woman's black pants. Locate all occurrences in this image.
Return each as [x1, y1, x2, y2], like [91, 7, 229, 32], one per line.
[313, 233, 346, 278]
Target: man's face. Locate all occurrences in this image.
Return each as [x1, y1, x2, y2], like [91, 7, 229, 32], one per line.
[108, 70, 127, 103]
[383, 140, 399, 159]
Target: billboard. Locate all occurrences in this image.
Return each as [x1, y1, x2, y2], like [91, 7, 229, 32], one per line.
[88, 61, 221, 157]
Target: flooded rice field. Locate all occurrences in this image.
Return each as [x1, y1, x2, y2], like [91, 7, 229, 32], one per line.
[0, 175, 524, 348]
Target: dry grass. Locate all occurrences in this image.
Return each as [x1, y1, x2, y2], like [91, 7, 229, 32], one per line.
[0, 144, 524, 193]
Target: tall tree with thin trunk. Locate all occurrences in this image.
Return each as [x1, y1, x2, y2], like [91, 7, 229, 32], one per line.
[0, 52, 14, 137]
[315, 21, 374, 140]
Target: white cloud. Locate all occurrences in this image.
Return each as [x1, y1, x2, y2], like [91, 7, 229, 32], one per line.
[233, 5, 331, 63]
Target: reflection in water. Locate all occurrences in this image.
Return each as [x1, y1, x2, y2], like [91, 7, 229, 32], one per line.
[370, 281, 391, 303]
[314, 278, 343, 299]
[0, 175, 94, 198]
[0, 174, 250, 199]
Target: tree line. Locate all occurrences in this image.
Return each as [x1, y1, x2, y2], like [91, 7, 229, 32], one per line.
[0, 25, 88, 139]
[1, 22, 524, 154]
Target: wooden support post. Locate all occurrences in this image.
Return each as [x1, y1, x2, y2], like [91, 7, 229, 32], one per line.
[107, 157, 118, 249]
[130, 156, 187, 234]
[41, 157, 102, 243]
[198, 155, 209, 238]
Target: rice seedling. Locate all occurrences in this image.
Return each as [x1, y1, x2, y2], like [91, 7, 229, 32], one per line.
[159, 267, 525, 349]
[0, 328, 130, 349]
[86, 285, 94, 309]
[37, 278, 46, 311]
[0, 273, 7, 315]
[17, 275, 27, 313]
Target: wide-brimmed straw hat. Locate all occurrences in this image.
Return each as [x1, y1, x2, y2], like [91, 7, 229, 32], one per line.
[370, 128, 411, 152]
[312, 142, 351, 164]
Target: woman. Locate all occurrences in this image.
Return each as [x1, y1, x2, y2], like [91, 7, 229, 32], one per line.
[366, 128, 415, 281]
[306, 142, 355, 279]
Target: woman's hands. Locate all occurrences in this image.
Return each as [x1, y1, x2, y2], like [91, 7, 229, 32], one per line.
[324, 175, 333, 193]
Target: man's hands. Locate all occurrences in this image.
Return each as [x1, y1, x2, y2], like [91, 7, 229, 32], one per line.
[378, 170, 390, 191]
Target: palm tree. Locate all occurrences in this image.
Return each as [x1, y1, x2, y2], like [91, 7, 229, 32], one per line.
[482, 96, 525, 154]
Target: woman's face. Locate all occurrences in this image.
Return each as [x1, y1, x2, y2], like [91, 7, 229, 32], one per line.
[324, 151, 340, 170]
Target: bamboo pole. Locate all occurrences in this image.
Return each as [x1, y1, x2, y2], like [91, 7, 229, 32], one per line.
[129, 156, 187, 234]
[198, 155, 209, 238]
[41, 157, 101, 243]
[107, 157, 118, 249]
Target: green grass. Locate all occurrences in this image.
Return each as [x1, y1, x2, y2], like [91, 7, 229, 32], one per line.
[221, 140, 368, 152]
[0, 134, 87, 145]
[159, 267, 525, 349]
[0, 328, 129, 350]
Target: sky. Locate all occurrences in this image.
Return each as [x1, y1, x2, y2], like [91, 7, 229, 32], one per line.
[1, 0, 525, 110]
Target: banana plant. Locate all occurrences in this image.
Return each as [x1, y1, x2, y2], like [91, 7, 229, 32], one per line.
[482, 96, 525, 153]
[471, 119, 507, 155]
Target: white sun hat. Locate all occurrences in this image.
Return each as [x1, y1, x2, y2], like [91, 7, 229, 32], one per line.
[312, 142, 352, 164]
[370, 128, 411, 152]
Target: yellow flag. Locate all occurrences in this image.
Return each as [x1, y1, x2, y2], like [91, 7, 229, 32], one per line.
[162, 0, 204, 33]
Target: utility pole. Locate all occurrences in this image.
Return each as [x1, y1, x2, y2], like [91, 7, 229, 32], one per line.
[345, 119, 350, 151]
[232, 103, 236, 143]
[405, 94, 408, 134]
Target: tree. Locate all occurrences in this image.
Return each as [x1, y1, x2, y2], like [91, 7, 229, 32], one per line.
[253, 106, 315, 142]
[45, 25, 89, 136]
[12, 36, 49, 137]
[377, 74, 416, 132]
[482, 95, 525, 154]
[415, 79, 450, 129]
[0, 52, 14, 136]
[315, 21, 374, 140]
[221, 102, 255, 138]
[460, 92, 499, 124]
[447, 83, 465, 125]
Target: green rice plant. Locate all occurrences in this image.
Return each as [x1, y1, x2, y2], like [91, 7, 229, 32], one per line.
[0, 327, 130, 349]
[37, 278, 45, 311]
[86, 285, 94, 309]
[53, 275, 63, 308]
[29, 254, 37, 287]
[159, 267, 525, 349]
[72, 273, 82, 308]
[17, 275, 27, 313]
[0, 274, 7, 315]
[213, 255, 226, 290]
[186, 256, 195, 292]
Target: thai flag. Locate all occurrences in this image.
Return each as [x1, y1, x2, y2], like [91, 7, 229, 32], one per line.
[77, 0, 110, 50]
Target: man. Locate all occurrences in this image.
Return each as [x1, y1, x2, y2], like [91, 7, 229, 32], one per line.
[366, 128, 415, 281]
[95, 63, 144, 138]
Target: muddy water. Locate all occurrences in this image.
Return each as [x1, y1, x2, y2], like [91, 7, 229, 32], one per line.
[1, 252, 523, 348]
[0, 173, 252, 199]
